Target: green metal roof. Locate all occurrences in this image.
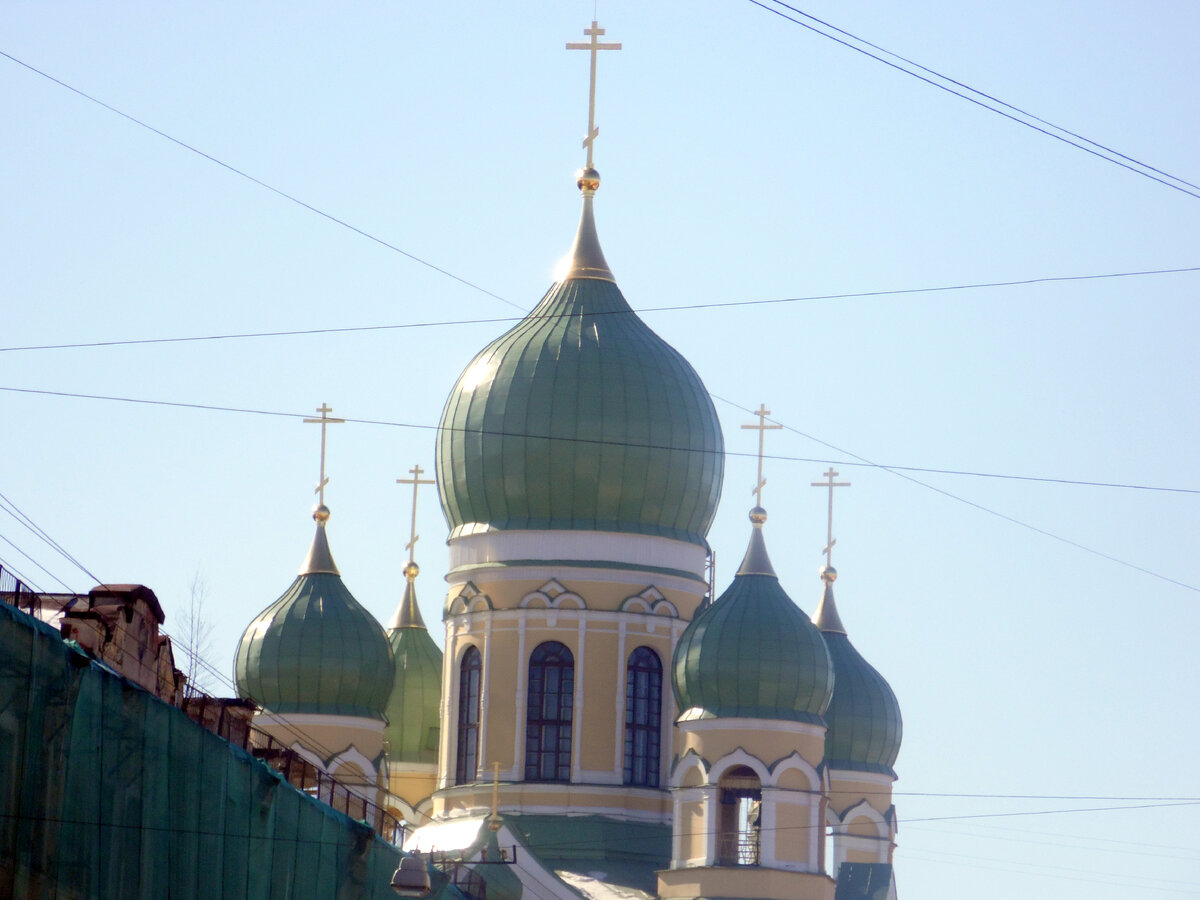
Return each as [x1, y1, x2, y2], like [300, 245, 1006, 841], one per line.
[384, 576, 443, 764]
[235, 524, 395, 720]
[672, 521, 834, 723]
[816, 584, 902, 776]
[435, 202, 724, 547]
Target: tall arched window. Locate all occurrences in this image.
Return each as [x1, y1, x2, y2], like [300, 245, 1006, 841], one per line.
[717, 766, 762, 866]
[455, 646, 482, 785]
[525, 641, 574, 782]
[623, 646, 663, 787]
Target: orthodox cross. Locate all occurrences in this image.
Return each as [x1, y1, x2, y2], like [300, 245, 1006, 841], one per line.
[396, 464, 436, 563]
[741, 404, 782, 508]
[302, 403, 344, 507]
[567, 20, 621, 168]
[811, 467, 850, 566]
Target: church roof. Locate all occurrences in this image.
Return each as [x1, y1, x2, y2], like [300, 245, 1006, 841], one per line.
[672, 509, 834, 724]
[814, 569, 902, 775]
[383, 562, 443, 764]
[234, 513, 395, 720]
[435, 176, 724, 548]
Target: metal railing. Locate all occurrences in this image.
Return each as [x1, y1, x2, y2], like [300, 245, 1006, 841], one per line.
[0, 564, 40, 615]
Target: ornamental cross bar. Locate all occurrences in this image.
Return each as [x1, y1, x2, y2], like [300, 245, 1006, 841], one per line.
[396, 464, 436, 563]
[302, 403, 345, 508]
[566, 20, 621, 168]
[811, 467, 850, 567]
[741, 404, 783, 509]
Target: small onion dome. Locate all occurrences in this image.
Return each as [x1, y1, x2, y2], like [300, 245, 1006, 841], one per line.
[672, 509, 833, 723]
[813, 566, 902, 776]
[234, 510, 395, 720]
[383, 562, 443, 765]
[436, 176, 724, 548]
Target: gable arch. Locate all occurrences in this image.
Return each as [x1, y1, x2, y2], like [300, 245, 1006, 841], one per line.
[708, 748, 770, 786]
[767, 751, 821, 791]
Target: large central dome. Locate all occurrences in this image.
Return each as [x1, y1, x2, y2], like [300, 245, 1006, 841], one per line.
[436, 179, 724, 547]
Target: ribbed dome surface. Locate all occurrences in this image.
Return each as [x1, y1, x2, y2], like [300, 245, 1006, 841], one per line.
[672, 528, 833, 723]
[383, 580, 443, 764]
[436, 276, 724, 547]
[816, 583, 902, 775]
[235, 564, 394, 720]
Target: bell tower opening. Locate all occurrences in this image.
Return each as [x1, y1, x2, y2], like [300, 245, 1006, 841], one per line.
[717, 766, 762, 866]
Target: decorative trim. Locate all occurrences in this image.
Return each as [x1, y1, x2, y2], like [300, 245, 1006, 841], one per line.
[448, 530, 707, 577]
[669, 751, 709, 789]
[768, 751, 822, 791]
[708, 748, 770, 785]
[678, 716, 826, 738]
[255, 711, 385, 734]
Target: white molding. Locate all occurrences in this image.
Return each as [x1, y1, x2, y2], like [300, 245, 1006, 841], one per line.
[448, 529, 707, 577]
[828, 768, 896, 786]
[768, 751, 822, 791]
[614, 618, 628, 777]
[514, 616, 527, 779]
[708, 748, 770, 785]
[329, 746, 378, 780]
[669, 754, 709, 789]
[479, 619, 491, 776]
[572, 617, 585, 782]
[254, 711, 384, 734]
[679, 716, 826, 738]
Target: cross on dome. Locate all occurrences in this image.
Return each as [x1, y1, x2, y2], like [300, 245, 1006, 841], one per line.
[567, 20, 621, 169]
[302, 403, 345, 511]
[741, 403, 783, 509]
[396, 464, 436, 564]
[811, 467, 850, 567]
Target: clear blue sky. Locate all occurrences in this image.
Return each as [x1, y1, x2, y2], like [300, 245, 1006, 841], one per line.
[2, 2, 1197, 896]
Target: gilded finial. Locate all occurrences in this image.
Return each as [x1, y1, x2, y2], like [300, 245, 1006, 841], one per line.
[741, 404, 783, 510]
[566, 20, 621, 172]
[303, 403, 345, 512]
[313, 504, 331, 524]
[403, 561, 420, 581]
[396, 464, 436, 565]
[811, 467, 850, 568]
[820, 564, 837, 583]
[749, 506, 767, 526]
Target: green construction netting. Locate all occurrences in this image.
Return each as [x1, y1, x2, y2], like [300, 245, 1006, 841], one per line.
[0, 600, 403, 900]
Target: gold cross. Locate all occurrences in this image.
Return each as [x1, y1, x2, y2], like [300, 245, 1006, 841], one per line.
[302, 403, 344, 508]
[567, 20, 621, 169]
[741, 404, 783, 508]
[811, 468, 850, 566]
[396, 464, 436, 563]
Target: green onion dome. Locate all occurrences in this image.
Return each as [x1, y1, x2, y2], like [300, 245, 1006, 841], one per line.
[383, 562, 443, 764]
[672, 509, 834, 723]
[812, 566, 902, 776]
[436, 178, 724, 548]
[235, 509, 395, 720]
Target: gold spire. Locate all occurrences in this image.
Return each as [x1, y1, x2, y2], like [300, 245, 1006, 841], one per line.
[811, 467, 850, 568]
[560, 19, 620, 283]
[303, 403, 344, 509]
[396, 464, 436, 565]
[566, 20, 621, 171]
[736, 506, 777, 577]
[811, 469, 851, 634]
[386, 561, 425, 631]
[741, 404, 783, 509]
[299, 403, 344, 576]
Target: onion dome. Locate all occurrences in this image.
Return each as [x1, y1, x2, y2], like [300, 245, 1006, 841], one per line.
[812, 565, 902, 776]
[383, 561, 443, 764]
[436, 170, 724, 548]
[672, 508, 834, 723]
[234, 506, 395, 720]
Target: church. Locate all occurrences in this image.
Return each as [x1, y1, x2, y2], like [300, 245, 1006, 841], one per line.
[232, 20, 902, 900]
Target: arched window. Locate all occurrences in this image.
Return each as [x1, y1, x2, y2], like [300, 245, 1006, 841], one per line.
[717, 766, 762, 866]
[455, 646, 482, 785]
[623, 646, 663, 787]
[525, 641, 574, 782]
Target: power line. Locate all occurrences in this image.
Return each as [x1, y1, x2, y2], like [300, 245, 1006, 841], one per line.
[0, 489, 101, 587]
[1, 265, 1196, 354]
[2, 384, 1196, 497]
[761, 0, 1200, 194]
[746, 0, 1200, 201]
[0, 48, 525, 313]
[0, 533, 70, 593]
[712, 393, 1200, 594]
[3, 384, 1197, 595]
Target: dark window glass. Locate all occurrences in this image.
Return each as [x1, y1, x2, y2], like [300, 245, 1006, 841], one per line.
[623, 646, 663, 787]
[525, 641, 574, 782]
[455, 646, 482, 785]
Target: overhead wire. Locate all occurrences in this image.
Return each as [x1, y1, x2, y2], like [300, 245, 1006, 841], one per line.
[0, 489, 101, 588]
[746, 0, 1200, 201]
[0, 534, 69, 593]
[0, 264, 1196, 355]
[0, 49, 525, 313]
[2, 384, 1197, 595]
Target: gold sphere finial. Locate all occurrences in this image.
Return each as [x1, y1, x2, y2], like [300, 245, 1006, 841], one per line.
[576, 166, 601, 194]
[820, 564, 838, 584]
[403, 561, 420, 581]
[749, 506, 767, 526]
[312, 504, 331, 524]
